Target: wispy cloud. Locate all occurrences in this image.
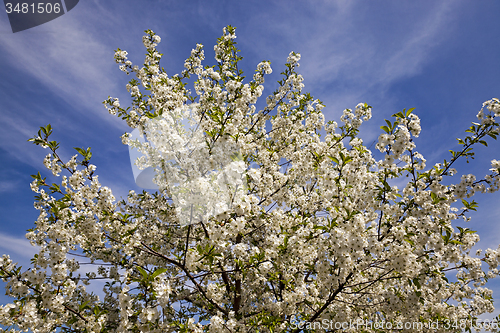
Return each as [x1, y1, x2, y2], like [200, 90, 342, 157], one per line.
[0, 5, 126, 131]
[0, 179, 21, 194]
[214, 1, 463, 145]
[0, 232, 38, 259]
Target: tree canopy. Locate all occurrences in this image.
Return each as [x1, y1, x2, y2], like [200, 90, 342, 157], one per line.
[1, 26, 500, 332]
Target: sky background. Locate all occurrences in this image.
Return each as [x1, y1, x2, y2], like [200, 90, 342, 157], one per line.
[1, 0, 500, 326]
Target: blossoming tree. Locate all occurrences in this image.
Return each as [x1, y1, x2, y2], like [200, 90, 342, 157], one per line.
[1, 26, 500, 332]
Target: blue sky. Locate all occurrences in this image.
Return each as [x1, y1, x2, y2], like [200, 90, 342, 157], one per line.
[1, 0, 500, 324]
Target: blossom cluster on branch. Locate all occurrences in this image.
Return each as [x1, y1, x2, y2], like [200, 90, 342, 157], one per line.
[1, 26, 500, 332]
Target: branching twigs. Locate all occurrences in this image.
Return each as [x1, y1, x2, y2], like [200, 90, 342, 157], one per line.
[290, 272, 354, 333]
[138, 241, 229, 315]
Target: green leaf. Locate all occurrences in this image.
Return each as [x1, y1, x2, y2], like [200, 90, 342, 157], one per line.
[151, 267, 167, 279]
[75, 147, 86, 155]
[327, 156, 339, 164]
[413, 278, 421, 289]
[405, 107, 415, 116]
[403, 238, 415, 246]
[79, 300, 91, 311]
[487, 132, 498, 140]
[382, 179, 391, 192]
[230, 151, 244, 162]
[136, 266, 148, 280]
[385, 119, 393, 130]
[30, 172, 42, 180]
[74, 147, 93, 161]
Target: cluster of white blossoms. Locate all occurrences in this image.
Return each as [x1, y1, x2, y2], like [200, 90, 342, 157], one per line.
[125, 102, 248, 226]
[1, 26, 500, 332]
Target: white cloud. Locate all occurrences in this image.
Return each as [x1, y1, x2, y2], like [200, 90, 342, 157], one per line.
[0, 232, 38, 259]
[0, 179, 21, 193]
[235, 1, 462, 125]
[0, 5, 126, 130]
